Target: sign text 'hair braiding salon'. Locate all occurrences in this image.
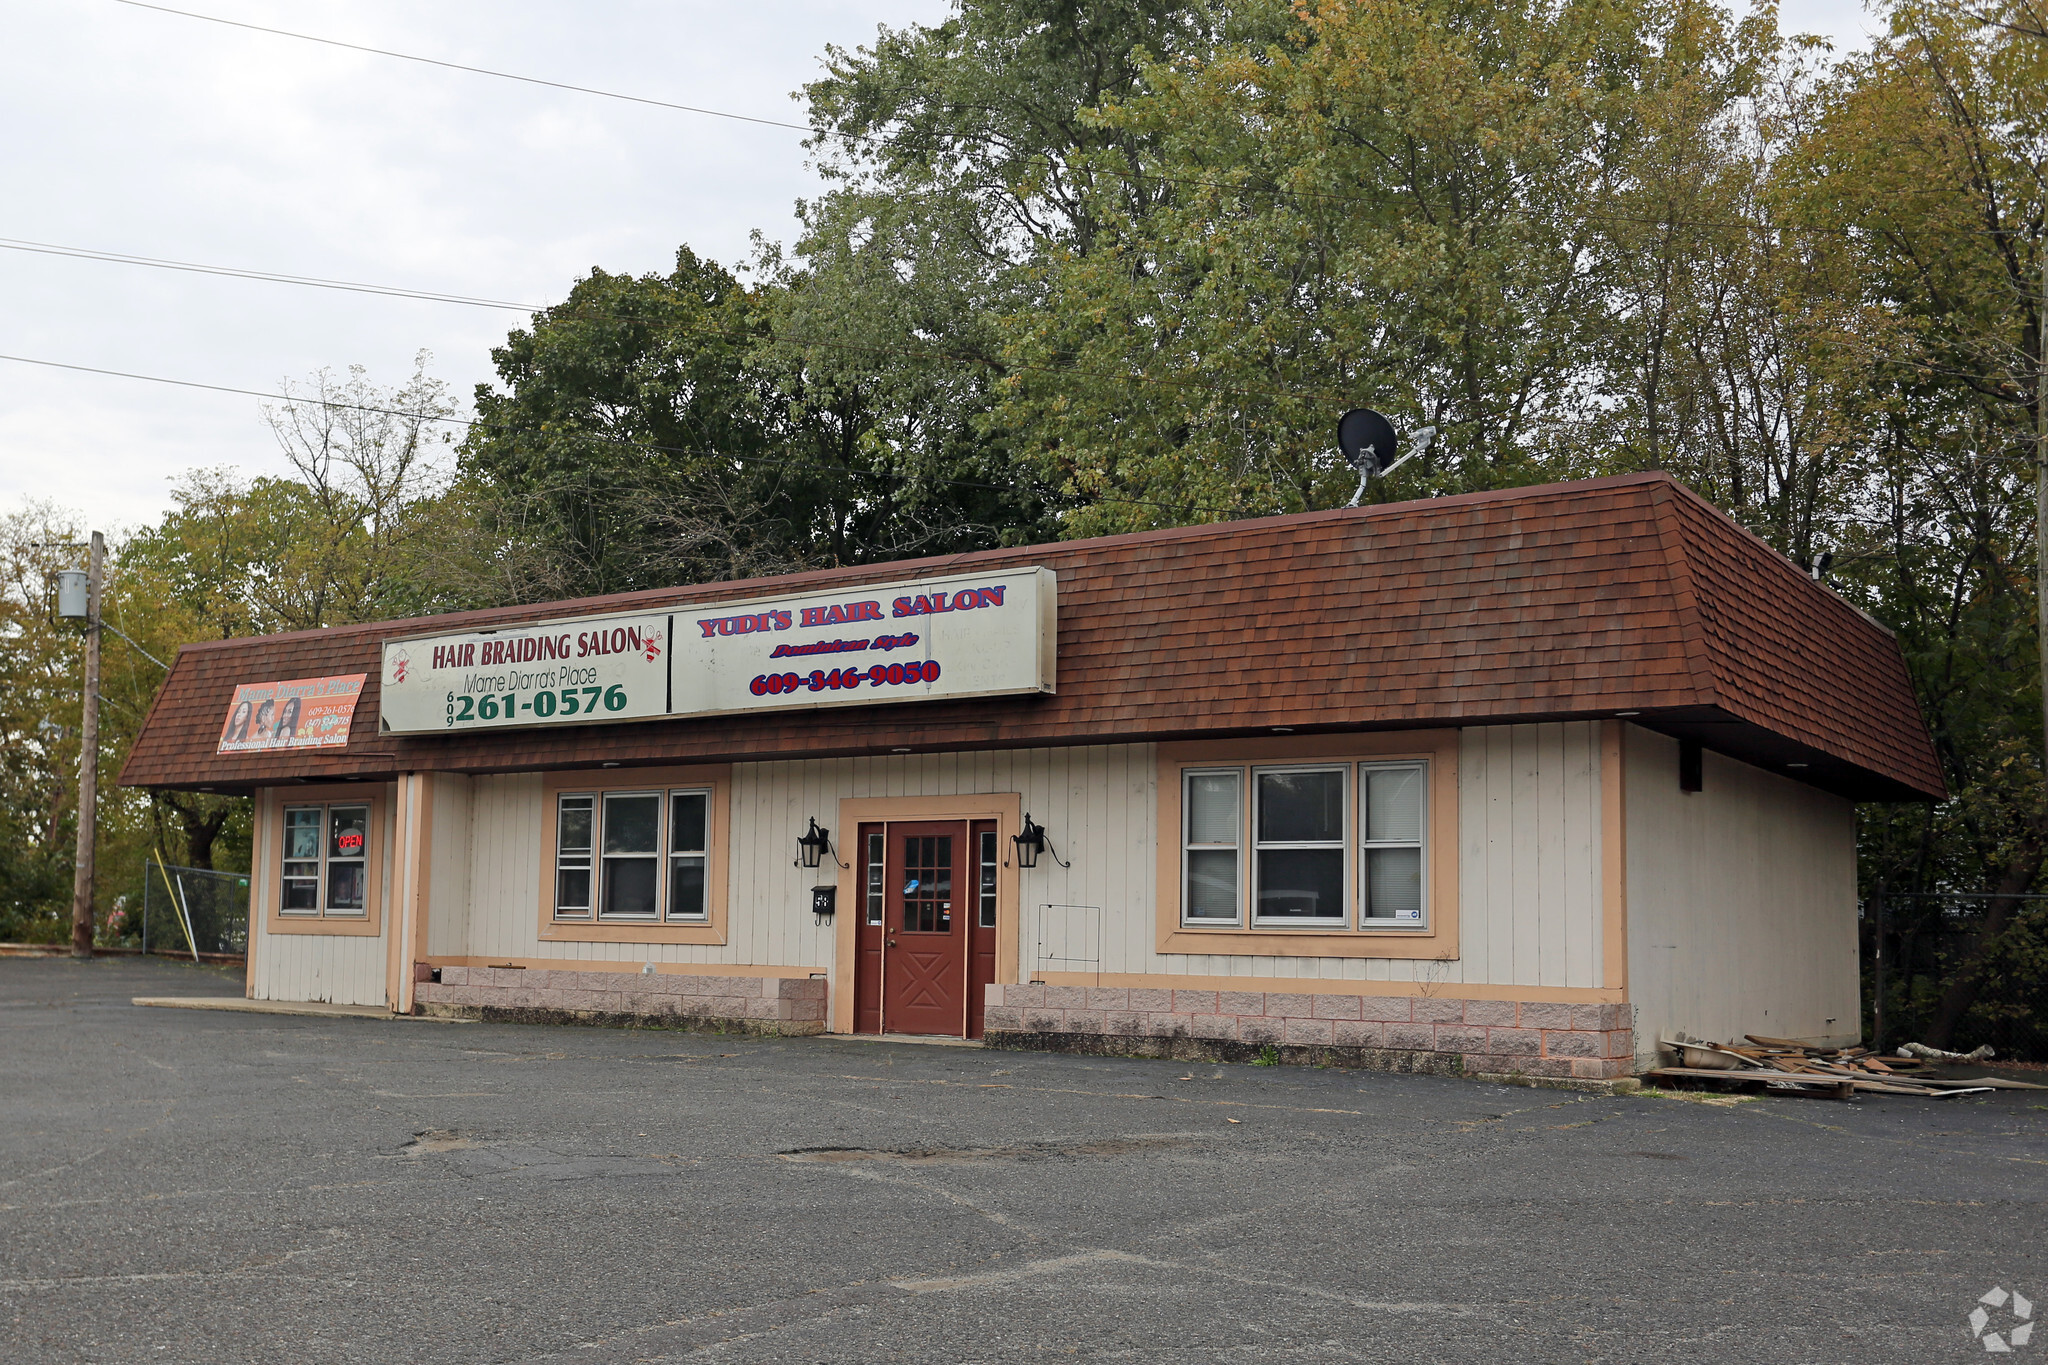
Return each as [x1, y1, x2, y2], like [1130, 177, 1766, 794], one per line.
[375, 567, 1054, 735]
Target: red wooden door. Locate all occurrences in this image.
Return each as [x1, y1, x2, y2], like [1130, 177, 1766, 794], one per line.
[882, 821, 968, 1036]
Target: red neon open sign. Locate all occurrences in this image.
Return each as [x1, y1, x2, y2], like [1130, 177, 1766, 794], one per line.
[336, 833, 364, 853]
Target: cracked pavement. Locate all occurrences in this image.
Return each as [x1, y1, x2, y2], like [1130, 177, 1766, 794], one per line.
[3, 956, 2044, 1363]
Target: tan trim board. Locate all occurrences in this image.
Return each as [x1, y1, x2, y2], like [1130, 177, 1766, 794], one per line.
[245, 796, 266, 998]
[1155, 732, 1461, 960]
[1031, 971, 1625, 1003]
[1601, 721, 1629, 992]
[535, 764, 733, 945]
[422, 955, 822, 979]
[262, 785, 389, 938]
[830, 792, 1023, 1035]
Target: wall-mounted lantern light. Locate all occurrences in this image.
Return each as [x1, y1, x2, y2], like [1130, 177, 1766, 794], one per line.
[794, 818, 848, 870]
[1010, 812, 1070, 870]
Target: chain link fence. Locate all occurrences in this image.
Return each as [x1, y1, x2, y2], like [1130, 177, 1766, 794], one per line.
[1862, 891, 2048, 1062]
[101, 864, 250, 960]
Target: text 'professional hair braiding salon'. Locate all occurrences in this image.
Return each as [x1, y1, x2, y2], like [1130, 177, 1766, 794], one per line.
[121, 474, 1943, 1081]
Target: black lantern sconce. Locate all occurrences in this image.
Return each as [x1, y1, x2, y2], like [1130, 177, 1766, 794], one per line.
[793, 817, 849, 870]
[1009, 812, 1070, 870]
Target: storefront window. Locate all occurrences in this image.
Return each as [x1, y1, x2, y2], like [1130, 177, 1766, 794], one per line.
[1183, 770, 1241, 922]
[600, 793, 660, 917]
[668, 791, 709, 921]
[554, 786, 716, 922]
[554, 796, 593, 916]
[1254, 768, 1346, 923]
[1361, 764, 1426, 924]
[280, 803, 370, 918]
[1178, 761, 1430, 932]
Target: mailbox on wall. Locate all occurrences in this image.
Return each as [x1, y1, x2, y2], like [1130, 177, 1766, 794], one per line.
[811, 886, 837, 920]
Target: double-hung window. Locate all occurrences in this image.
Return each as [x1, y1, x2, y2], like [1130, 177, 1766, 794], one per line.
[1177, 761, 1429, 931]
[280, 802, 370, 918]
[553, 787, 714, 922]
[1254, 768, 1347, 923]
[1360, 764, 1426, 924]
[1183, 770, 1243, 921]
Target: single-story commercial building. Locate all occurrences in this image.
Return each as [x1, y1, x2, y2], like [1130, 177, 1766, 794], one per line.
[121, 473, 1943, 1080]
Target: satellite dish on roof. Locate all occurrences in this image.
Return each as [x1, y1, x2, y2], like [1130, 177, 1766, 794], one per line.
[1338, 409, 1437, 506]
[1338, 409, 1398, 476]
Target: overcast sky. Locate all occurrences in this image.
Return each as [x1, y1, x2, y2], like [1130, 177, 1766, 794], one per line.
[0, 0, 1884, 535]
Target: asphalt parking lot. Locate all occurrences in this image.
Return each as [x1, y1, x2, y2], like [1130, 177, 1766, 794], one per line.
[3, 956, 2044, 1364]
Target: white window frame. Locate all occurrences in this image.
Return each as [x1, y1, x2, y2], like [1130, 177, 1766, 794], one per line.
[1181, 767, 1244, 927]
[1358, 761, 1429, 930]
[665, 788, 713, 923]
[1250, 764, 1349, 928]
[552, 786, 716, 923]
[1174, 759, 1435, 933]
[279, 801, 371, 919]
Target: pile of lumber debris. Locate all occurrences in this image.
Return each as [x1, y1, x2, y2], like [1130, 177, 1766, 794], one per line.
[1649, 1034, 2047, 1100]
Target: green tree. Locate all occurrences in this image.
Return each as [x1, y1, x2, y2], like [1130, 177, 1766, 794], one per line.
[993, 0, 1765, 534]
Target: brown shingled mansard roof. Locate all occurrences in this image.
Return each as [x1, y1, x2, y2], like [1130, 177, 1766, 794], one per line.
[119, 472, 1945, 802]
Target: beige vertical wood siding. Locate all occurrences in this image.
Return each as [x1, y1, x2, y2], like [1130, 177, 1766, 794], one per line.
[1624, 727, 1859, 1054]
[425, 773, 474, 958]
[401, 728, 1607, 993]
[246, 784, 394, 1007]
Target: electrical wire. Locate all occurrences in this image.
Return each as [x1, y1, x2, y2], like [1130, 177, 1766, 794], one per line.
[0, 350, 1263, 519]
[105, 0, 2033, 242]
[7, 227, 2030, 398]
[109, 0, 816, 136]
[0, 236, 539, 310]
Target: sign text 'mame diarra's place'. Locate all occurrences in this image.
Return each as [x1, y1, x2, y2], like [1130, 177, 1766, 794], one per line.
[376, 567, 1056, 735]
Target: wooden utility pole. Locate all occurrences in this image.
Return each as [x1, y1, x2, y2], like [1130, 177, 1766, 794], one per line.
[70, 530, 103, 959]
[2039, 241, 2048, 793]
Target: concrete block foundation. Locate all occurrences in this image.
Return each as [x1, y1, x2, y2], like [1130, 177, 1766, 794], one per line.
[414, 966, 827, 1035]
[983, 985, 1635, 1080]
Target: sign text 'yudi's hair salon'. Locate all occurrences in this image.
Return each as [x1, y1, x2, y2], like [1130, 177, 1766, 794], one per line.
[375, 567, 1056, 735]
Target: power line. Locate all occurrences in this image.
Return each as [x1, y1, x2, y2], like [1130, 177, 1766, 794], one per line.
[109, 0, 815, 136]
[0, 237, 539, 310]
[0, 231, 1363, 409]
[8, 226, 2027, 402]
[0, 350, 1260, 519]
[107, 0, 2025, 243]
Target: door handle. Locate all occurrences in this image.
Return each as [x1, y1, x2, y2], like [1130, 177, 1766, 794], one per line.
[887, 939, 897, 947]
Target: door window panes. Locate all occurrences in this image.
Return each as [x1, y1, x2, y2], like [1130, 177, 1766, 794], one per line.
[978, 829, 999, 928]
[865, 831, 885, 925]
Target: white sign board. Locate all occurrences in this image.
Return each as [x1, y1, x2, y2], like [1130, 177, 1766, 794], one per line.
[375, 567, 1054, 735]
[379, 611, 671, 734]
[668, 567, 1055, 718]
